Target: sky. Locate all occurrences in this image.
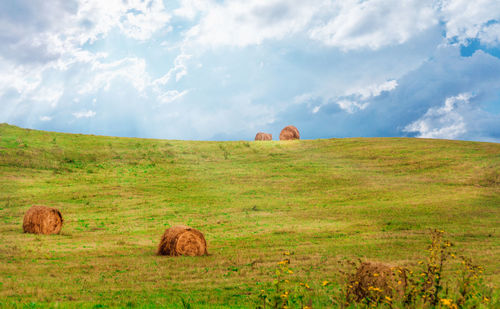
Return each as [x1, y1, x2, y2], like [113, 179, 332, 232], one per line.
[1, 0, 500, 142]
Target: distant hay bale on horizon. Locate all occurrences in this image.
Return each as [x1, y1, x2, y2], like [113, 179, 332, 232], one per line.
[23, 205, 63, 235]
[255, 132, 272, 141]
[157, 225, 208, 257]
[279, 125, 300, 140]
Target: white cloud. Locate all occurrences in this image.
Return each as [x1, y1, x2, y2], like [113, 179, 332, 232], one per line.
[185, 0, 321, 48]
[403, 93, 472, 139]
[74, 0, 171, 43]
[441, 0, 500, 46]
[154, 53, 192, 86]
[73, 110, 96, 119]
[0, 59, 42, 97]
[181, 0, 498, 51]
[312, 105, 321, 114]
[174, 0, 214, 20]
[78, 57, 149, 95]
[309, 79, 398, 114]
[346, 80, 398, 100]
[39, 116, 52, 122]
[0, 0, 175, 125]
[309, 0, 437, 50]
[184, 0, 438, 50]
[157, 90, 189, 104]
[478, 23, 500, 45]
[336, 100, 370, 114]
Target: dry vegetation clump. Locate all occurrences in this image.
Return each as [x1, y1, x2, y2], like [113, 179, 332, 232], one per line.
[346, 261, 407, 302]
[22, 205, 63, 235]
[255, 132, 272, 141]
[279, 125, 300, 140]
[157, 225, 208, 256]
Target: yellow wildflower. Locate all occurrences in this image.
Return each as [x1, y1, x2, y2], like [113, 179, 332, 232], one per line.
[288, 270, 293, 274]
[368, 286, 382, 292]
[385, 296, 392, 302]
[322, 280, 329, 286]
[440, 298, 453, 306]
[283, 251, 290, 256]
[373, 273, 379, 277]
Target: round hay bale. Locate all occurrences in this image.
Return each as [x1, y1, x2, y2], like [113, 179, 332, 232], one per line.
[279, 125, 300, 140]
[157, 225, 208, 256]
[255, 132, 272, 141]
[348, 261, 407, 301]
[23, 205, 63, 235]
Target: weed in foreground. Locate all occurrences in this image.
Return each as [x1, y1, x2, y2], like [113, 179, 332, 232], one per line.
[256, 252, 313, 309]
[254, 230, 495, 308]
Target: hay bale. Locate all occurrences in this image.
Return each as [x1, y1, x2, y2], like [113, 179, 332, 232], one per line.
[255, 132, 272, 141]
[348, 261, 407, 301]
[157, 225, 208, 256]
[279, 125, 300, 140]
[23, 205, 63, 235]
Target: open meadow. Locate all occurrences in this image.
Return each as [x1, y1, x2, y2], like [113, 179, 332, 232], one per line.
[0, 123, 499, 307]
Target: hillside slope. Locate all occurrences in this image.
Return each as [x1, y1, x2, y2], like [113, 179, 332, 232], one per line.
[0, 123, 499, 307]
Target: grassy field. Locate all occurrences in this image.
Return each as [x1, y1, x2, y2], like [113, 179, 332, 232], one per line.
[0, 123, 499, 308]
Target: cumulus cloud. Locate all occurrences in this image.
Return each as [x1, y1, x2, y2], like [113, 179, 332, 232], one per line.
[182, 0, 439, 50]
[309, 0, 437, 50]
[185, 0, 319, 48]
[403, 93, 471, 139]
[309, 79, 398, 114]
[0, 0, 171, 68]
[441, 0, 500, 46]
[68, 0, 171, 44]
[181, 0, 500, 52]
[346, 80, 398, 100]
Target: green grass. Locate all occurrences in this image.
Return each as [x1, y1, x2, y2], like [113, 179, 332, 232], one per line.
[0, 123, 498, 308]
